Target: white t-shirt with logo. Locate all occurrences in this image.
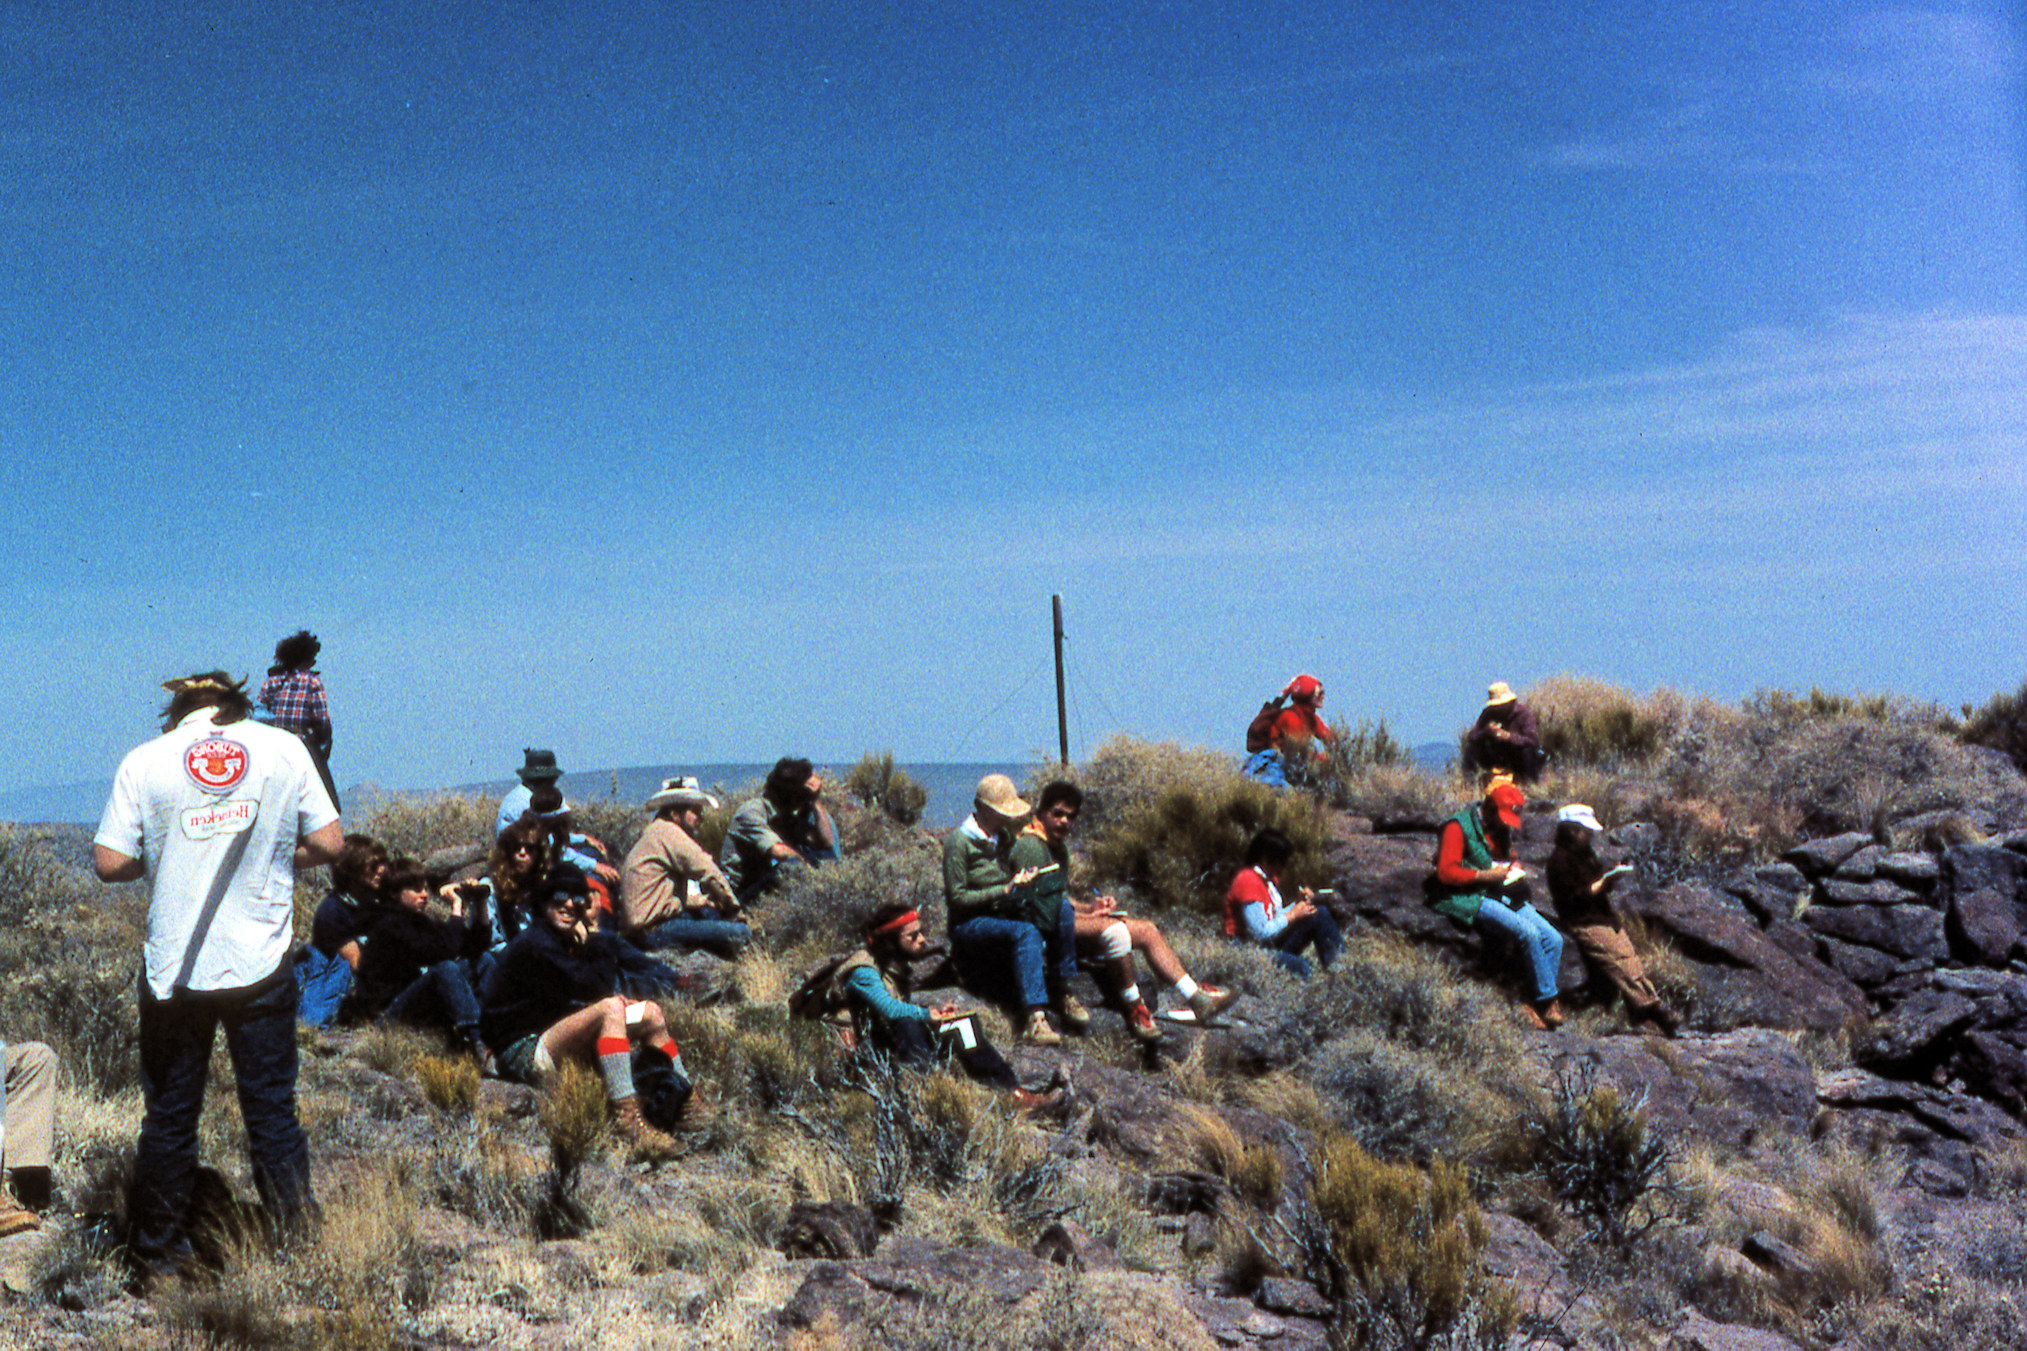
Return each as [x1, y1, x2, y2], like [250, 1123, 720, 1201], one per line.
[95, 709, 340, 999]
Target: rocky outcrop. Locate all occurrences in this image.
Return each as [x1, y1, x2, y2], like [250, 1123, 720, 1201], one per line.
[1561, 1030, 1818, 1152]
[1623, 883, 1867, 1032]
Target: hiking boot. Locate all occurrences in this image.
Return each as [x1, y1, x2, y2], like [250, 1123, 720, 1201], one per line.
[1022, 1010, 1063, 1047]
[1188, 987, 1239, 1024]
[1055, 994, 1091, 1032]
[0, 1197, 38, 1240]
[1010, 1088, 1066, 1115]
[1516, 1002, 1550, 1032]
[1537, 998, 1566, 1030]
[611, 1095, 681, 1165]
[1126, 1001, 1162, 1044]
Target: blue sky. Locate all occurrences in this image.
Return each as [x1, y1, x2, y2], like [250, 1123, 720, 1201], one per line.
[3, 2, 2022, 795]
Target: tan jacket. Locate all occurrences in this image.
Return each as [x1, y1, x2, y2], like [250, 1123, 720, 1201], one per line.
[620, 816, 739, 933]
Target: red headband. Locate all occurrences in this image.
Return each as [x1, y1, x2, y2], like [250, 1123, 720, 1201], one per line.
[872, 909, 920, 937]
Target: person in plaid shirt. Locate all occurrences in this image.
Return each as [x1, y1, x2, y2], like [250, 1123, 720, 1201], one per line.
[259, 629, 338, 810]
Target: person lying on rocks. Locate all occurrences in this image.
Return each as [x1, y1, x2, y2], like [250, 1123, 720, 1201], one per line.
[1225, 827, 1343, 979]
[943, 774, 1083, 1045]
[1012, 781, 1239, 1040]
[1462, 681, 1546, 784]
[339, 856, 490, 1058]
[830, 903, 1060, 1111]
[1546, 805, 1679, 1036]
[718, 757, 839, 905]
[619, 776, 750, 960]
[296, 833, 388, 1027]
[479, 872, 692, 1162]
[1242, 674, 1338, 788]
[1426, 782, 1566, 1029]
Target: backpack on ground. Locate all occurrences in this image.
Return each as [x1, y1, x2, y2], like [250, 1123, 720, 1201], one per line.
[789, 954, 854, 1024]
[1245, 695, 1289, 753]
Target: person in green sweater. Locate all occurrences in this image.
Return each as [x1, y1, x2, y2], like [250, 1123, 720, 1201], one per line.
[1011, 781, 1239, 1042]
[942, 773, 1085, 1046]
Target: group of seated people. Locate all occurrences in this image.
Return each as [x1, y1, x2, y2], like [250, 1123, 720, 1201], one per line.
[292, 736, 1672, 1149]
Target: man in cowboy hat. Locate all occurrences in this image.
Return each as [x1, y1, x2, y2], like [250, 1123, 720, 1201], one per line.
[619, 777, 750, 958]
[1463, 681, 1546, 784]
[495, 749, 617, 883]
[93, 671, 343, 1280]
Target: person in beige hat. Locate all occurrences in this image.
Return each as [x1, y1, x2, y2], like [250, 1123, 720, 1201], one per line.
[941, 774, 1086, 1045]
[1463, 681, 1546, 784]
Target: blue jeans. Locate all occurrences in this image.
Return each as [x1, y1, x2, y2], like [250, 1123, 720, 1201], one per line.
[951, 903, 1077, 1012]
[1474, 900, 1564, 1002]
[1242, 749, 1289, 787]
[133, 964, 314, 1269]
[631, 908, 751, 960]
[382, 960, 483, 1041]
[1259, 908, 1344, 979]
[293, 947, 353, 1028]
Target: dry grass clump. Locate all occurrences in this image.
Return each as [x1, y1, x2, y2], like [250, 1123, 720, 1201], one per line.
[1523, 676, 1692, 768]
[1307, 1133, 1517, 1350]
[1177, 1106, 1283, 1210]
[415, 1054, 481, 1114]
[1958, 678, 2027, 774]
[1061, 736, 1334, 914]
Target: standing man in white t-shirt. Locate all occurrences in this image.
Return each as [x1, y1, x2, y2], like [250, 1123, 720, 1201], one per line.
[93, 671, 343, 1280]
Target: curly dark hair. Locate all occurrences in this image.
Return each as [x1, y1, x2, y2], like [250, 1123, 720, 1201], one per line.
[270, 630, 321, 674]
[764, 757, 817, 807]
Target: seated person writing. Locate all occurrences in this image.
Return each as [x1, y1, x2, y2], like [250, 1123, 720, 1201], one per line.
[1012, 781, 1238, 1041]
[620, 777, 750, 959]
[830, 903, 1056, 1111]
[1426, 782, 1566, 1029]
[943, 774, 1081, 1045]
[1462, 681, 1546, 784]
[296, 833, 387, 1026]
[1546, 805, 1678, 1036]
[479, 872, 693, 1162]
[339, 856, 490, 1058]
[718, 757, 838, 905]
[1225, 828, 1344, 979]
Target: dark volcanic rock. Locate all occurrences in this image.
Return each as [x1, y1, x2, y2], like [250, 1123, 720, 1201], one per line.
[1784, 833, 1875, 877]
[1852, 990, 1979, 1076]
[1032, 1219, 1121, 1273]
[1565, 1029, 1816, 1151]
[779, 1201, 881, 1260]
[1801, 902, 1947, 961]
[1949, 884, 2024, 966]
[1817, 878, 1922, 907]
[1878, 851, 1942, 887]
[1626, 883, 1866, 1031]
[1945, 844, 2027, 900]
[1959, 1031, 2027, 1113]
[1833, 844, 1889, 880]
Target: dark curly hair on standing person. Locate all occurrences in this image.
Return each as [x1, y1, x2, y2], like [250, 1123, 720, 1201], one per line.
[270, 630, 321, 675]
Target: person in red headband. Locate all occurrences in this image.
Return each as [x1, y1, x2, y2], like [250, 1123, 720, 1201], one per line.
[1426, 782, 1566, 1030]
[826, 902, 1057, 1109]
[1242, 674, 1338, 788]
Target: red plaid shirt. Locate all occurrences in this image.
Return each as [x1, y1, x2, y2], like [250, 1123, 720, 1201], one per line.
[258, 670, 331, 738]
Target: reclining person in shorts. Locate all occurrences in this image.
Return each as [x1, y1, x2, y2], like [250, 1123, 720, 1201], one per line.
[1010, 781, 1238, 1041]
[479, 872, 694, 1162]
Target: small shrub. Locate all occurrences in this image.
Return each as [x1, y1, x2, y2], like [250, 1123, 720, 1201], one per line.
[760, 842, 945, 958]
[353, 790, 495, 859]
[1179, 1106, 1283, 1211]
[1307, 1132, 1516, 1350]
[1308, 1034, 1482, 1166]
[846, 751, 931, 827]
[1071, 736, 1333, 915]
[416, 1054, 480, 1114]
[1959, 679, 2027, 774]
[536, 1062, 607, 1238]
[1523, 676, 1680, 767]
[1526, 1068, 1673, 1250]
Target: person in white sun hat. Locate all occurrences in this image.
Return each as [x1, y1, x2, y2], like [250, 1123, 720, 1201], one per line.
[1546, 803, 1680, 1037]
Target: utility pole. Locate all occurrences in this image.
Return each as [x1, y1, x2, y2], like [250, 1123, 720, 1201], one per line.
[1052, 594, 1070, 766]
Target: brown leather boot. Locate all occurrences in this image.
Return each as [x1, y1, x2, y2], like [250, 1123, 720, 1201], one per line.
[0, 1196, 39, 1239]
[1537, 998, 1566, 1030]
[610, 1095, 680, 1164]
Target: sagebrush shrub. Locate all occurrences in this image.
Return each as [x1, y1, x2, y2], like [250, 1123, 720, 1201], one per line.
[1522, 675, 1681, 768]
[1308, 1133, 1515, 1350]
[1527, 1069, 1672, 1250]
[1959, 679, 2027, 775]
[845, 751, 930, 827]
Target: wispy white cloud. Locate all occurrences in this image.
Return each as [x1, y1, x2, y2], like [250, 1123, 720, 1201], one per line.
[1818, 9, 2018, 98]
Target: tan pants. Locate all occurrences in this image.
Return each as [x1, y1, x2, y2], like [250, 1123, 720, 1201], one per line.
[3, 1042, 55, 1171]
[1568, 925, 1661, 1012]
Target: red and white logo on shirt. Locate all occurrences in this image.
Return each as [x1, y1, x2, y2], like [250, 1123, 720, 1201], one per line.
[184, 737, 249, 792]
